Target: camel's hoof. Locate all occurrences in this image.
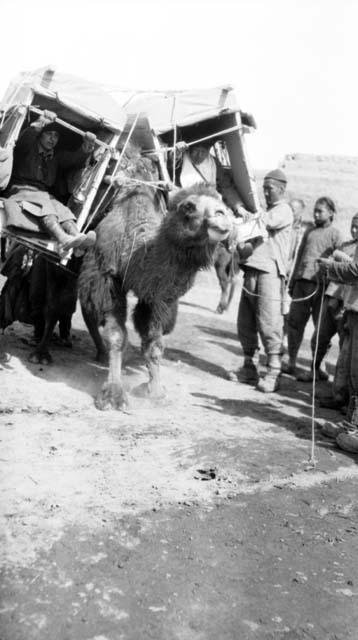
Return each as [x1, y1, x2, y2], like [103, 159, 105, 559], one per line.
[132, 382, 167, 403]
[28, 350, 53, 365]
[95, 383, 128, 411]
[215, 303, 226, 314]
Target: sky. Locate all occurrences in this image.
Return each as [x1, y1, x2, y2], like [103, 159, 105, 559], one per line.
[0, 0, 357, 168]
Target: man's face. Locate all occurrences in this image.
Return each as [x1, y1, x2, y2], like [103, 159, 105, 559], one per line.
[190, 145, 209, 165]
[313, 203, 331, 227]
[290, 199, 304, 220]
[263, 179, 283, 207]
[39, 130, 59, 152]
[351, 218, 358, 240]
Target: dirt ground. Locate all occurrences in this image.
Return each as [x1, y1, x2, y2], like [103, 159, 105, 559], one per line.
[1, 269, 358, 640]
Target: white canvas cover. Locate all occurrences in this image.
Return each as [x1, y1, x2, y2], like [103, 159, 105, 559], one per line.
[111, 86, 239, 133]
[113, 86, 260, 213]
[1, 67, 126, 132]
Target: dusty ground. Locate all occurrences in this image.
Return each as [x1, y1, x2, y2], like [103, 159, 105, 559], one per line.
[0, 269, 358, 640]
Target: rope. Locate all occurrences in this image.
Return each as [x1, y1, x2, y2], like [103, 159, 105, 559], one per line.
[308, 275, 326, 466]
[82, 112, 140, 232]
[240, 269, 326, 467]
[241, 283, 320, 303]
[170, 96, 177, 185]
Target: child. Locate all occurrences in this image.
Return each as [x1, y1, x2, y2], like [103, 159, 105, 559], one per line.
[282, 197, 342, 379]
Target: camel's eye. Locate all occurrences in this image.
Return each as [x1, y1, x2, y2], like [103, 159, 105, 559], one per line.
[179, 200, 197, 217]
[215, 208, 226, 216]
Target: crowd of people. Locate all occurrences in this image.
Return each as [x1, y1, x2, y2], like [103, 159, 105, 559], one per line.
[0, 122, 358, 455]
[170, 141, 358, 454]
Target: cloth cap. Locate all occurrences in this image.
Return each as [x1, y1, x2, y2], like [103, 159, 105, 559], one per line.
[40, 122, 62, 135]
[264, 169, 287, 185]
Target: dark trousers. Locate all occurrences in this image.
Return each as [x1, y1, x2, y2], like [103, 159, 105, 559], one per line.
[287, 278, 325, 364]
[311, 297, 345, 368]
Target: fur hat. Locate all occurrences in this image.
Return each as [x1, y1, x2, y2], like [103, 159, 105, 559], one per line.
[40, 121, 62, 135]
[264, 169, 287, 185]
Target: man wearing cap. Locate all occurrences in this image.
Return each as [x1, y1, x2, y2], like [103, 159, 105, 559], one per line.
[235, 168, 293, 392]
[4, 110, 96, 252]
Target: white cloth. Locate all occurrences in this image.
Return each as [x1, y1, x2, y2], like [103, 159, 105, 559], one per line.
[179, 152, 217, 188]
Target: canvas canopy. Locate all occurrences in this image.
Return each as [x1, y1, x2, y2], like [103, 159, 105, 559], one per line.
[111, 86, 259, 214]
[0, 67, 126, 132]
[110, 86, 240, 135]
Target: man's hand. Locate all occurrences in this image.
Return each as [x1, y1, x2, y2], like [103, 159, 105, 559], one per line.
[316, 257, 332, 279]
[234, 205, 252, 221]
[31, 109, 58, 129]
[42, 110, 57, 122]
[332, 249, 353, 263]
[175, 141, 188, 153]
[82, 131, 96, 154]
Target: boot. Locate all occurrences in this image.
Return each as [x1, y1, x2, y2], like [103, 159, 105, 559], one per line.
[257, 355, 281, 393]
[234, 354, 259, 385]
[61, 220, 96, 250]
[40, 216, 96, 251]
[296, 368, 329, 382]
[281, 355, 296, 376]
[319, 394, 346, 410]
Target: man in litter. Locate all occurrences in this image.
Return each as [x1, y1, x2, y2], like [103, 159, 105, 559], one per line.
[3, 110, 96, 252]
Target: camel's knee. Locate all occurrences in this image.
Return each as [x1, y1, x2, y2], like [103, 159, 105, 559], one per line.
[102, 314, 127, 352]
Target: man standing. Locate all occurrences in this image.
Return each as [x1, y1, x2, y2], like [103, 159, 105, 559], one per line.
[235, 169, 293, 392]
[318, 249, 358, 453]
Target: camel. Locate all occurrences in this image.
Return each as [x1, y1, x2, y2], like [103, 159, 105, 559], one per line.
[78, 146, 234, 410]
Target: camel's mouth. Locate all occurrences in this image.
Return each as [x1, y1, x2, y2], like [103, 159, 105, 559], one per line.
[207, 226, 231, 242]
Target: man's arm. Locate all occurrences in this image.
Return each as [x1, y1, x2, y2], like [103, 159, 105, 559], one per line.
[16, 110, 58, 153]
[263, 202, 293, 231]
[57, 132, 96, 170]
[320, 258, 358, 285]
[14, 126, 39, 154]
[215, 162, 243, 214]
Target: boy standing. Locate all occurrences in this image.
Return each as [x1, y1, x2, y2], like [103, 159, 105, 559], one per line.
[282, 197, 342, 380]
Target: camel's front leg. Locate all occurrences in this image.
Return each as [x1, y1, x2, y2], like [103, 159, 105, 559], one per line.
[95, 310, 128, 411]
[133, 301, 165, 400]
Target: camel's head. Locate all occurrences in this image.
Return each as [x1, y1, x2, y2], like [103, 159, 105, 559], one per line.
[166, 184, 234, 246]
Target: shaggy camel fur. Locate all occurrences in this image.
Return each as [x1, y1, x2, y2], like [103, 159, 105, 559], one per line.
[79, 150, 234, 410]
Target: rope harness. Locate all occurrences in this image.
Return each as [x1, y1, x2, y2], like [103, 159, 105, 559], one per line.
[239, 267, 327, 467]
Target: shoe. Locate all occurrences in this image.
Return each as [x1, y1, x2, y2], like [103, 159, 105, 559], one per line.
[296, 368, 329, 382]
[235, 362, 259, 385]
[336, 429, 358, 453]
[281, 360, 296, 375]
[256, 370, 280, 393]
[62, 230, 96, 251]
[321, 420, 349, 439]
[319, 395, 346, 410]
